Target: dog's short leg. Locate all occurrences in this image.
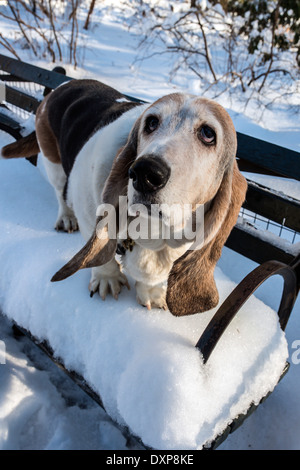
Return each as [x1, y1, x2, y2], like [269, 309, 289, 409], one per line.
[54, 187, 78, 232]
[89, 259, 130, 300]
[135, 281, 167, 310]
[42, 157, 78, 232]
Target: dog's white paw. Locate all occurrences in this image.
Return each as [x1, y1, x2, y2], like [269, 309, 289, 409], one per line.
[136, 281, 167, 310]
[89, 262, 130, 300]
[55, 212, 79, 233]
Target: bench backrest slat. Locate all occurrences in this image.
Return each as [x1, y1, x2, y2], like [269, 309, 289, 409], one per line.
[226, 225, 296, 265]
[237, 132, 300, 181]
[5, 85, 40, 113]
[244, 181, 300, 233]
[0, 54, 72, 89]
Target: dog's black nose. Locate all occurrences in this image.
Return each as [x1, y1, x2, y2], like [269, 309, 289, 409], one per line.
[128, 156, 170, 194]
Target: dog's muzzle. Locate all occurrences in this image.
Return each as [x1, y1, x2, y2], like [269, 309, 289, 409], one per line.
[128, 155, 170, 194]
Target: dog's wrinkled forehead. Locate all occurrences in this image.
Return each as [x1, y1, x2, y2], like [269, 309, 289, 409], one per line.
[138, 93, 236, 156]
[144, 93, 234, 132]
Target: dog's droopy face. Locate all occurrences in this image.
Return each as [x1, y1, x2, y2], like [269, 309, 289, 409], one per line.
[49, 89, 247, 315]
[1, 79, 247, 315]
[127, 94, 237, 231]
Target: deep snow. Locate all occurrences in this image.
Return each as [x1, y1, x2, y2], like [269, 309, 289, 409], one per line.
[0, 0, 299, 451]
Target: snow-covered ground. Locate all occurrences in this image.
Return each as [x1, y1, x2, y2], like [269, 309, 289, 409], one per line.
[0, 1, 299, 451]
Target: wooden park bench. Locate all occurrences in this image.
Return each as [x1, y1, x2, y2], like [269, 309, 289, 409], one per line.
[0, 53, 299, 450]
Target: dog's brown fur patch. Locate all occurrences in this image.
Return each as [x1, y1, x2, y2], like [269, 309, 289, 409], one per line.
[35, 95, 61, 164]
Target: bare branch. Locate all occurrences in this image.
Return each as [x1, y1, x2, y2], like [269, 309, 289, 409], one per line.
[0, 33, 21, 60]
[194, 10, 217, 82]
[7, 0, 38, 56]
[84, 0, 96, 30]
[48, 0, 62, 62]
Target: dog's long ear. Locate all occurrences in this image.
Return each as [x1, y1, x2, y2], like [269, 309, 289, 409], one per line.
[102, 115, 141, 206]
[51, 117, 141, 283]
[166, 161, 247, 316]
[51, 227, 117, 282]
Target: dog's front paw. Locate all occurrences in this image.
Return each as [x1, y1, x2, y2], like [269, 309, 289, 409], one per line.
[136, 282, 167, 311]
[89, 262, 130, 300]
[55, 206, 78, 233]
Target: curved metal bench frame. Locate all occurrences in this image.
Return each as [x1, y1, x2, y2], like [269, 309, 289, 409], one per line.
[196, 254, 299, 449]
[196, 254, 300, 364]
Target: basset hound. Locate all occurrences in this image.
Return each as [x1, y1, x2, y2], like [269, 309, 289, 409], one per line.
[1, 79, 247, 316]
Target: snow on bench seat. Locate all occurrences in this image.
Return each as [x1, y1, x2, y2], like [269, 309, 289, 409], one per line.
[0, 156, 288, 450]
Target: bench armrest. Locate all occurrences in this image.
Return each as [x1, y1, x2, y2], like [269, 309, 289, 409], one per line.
[196, 254, 300, 363]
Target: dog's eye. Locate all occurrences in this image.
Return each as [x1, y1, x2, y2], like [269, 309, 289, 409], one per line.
[145, 115, 160, 134]
[198, 125, 216, 145]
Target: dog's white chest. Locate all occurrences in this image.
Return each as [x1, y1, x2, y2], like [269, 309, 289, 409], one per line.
[121, 242, 186, 287]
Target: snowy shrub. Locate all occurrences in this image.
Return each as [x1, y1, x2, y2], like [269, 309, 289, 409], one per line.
[0, 0, 298, 110]
[128, 0, 300, 108]
[0, 0, 83, 67]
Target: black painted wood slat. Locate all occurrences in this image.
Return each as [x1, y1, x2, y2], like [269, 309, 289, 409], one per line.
[225, 225, 296, 265]
[0, 111, 22, 130]
[244, 181, 300, 233]
[0, 53, 72, 89]
[0, 73, 30, 82]
[237, 132, 300, 181]
[5, 85, 41, 113]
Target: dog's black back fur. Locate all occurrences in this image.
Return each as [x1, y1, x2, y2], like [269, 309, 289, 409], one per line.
[47, 79, 141, 176]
